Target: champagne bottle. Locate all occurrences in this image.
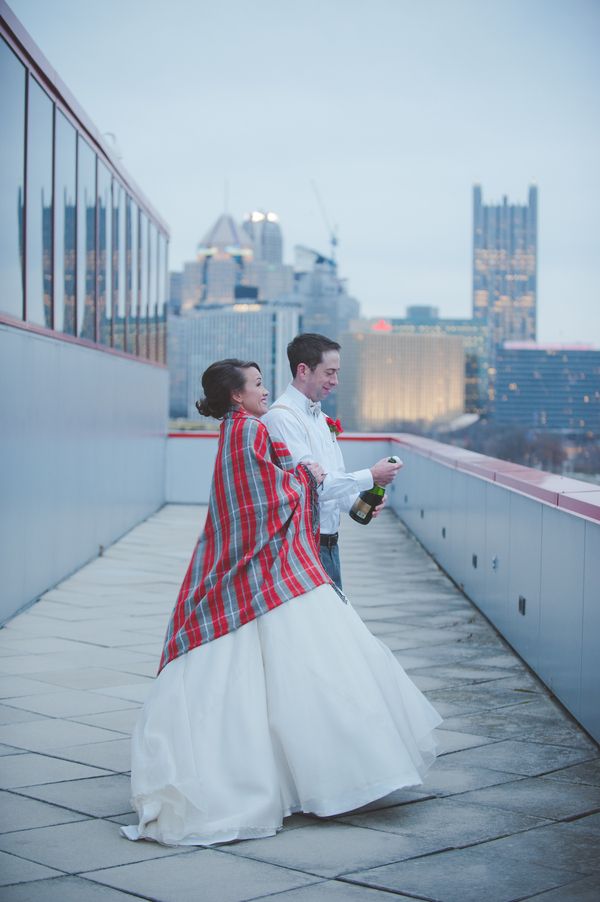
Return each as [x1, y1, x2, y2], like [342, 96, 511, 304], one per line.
[349, 456, 401, 525]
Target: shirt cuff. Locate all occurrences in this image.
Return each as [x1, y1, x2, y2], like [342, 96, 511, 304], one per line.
[355, 468, 374, 492]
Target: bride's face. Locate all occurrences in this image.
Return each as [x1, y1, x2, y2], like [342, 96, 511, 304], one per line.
[233, 367, 269, 417]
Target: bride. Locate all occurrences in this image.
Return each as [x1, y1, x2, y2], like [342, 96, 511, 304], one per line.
[122, 358, 442, 846]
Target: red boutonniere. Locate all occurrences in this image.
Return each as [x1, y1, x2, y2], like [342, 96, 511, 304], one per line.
[325, 416, 343, 437]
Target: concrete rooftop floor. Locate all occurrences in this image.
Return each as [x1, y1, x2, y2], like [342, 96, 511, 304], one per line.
[0, 505, 599, 902]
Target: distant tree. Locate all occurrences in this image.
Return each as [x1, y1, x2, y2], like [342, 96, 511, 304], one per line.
[529, 434, 566, 473]
[572, 441, 600, 475]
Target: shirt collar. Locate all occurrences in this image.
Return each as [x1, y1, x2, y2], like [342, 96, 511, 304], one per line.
[285, 383, 319, 416]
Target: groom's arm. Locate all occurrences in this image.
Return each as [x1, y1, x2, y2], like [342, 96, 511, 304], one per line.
[262, 408, 313, 466]
[263, 409, 373, 503]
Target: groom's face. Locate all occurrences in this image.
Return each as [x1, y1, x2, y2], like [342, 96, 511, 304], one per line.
[303, 350, 341, 402]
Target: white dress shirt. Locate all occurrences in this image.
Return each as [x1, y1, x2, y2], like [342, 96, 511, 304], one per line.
[262, 384, 374, 535]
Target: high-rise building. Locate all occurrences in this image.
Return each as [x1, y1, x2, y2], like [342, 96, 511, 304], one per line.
[242, 211, 283, 264]
[168, 271, 183, 314]
[168, 302, 301, 419]
[337, 332, 464, 432]
[494, 342, 600, 434]
[176, 211, 293, 310]
[472, 185, 537, 348]
[293, 246, 360, 344]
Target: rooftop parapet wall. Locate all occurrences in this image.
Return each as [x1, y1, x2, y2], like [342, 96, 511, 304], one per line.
[167, 430, 600, 743]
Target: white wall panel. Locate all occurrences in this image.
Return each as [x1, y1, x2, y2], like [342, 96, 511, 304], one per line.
[581, 522, 600, 740]
[505, 493, 543, 670]
[538, 506, 585, 719]
[483, 483, 511, 636]
[0, 325, 167, 623]
[462, 476, 487, 606]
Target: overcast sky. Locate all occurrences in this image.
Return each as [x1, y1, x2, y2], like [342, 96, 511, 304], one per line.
[9, 0, 600, 343]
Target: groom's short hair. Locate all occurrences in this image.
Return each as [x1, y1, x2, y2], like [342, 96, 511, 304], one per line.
[287, 333, 341, 376]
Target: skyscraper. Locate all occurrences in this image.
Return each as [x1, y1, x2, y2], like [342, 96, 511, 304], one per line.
[242, 211, 283, 264]
[472, 185, 537, 348]
[177, 212, 293, 310]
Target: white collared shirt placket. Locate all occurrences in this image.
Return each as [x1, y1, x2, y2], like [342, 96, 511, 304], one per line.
[262, 385, 373, 534]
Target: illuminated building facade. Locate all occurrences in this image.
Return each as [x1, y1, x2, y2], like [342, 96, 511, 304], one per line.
[472, 184, 537, 349]
[389, 308, 489, 413]
[337, 332, 464, 432]
[494, 343, 600, 434]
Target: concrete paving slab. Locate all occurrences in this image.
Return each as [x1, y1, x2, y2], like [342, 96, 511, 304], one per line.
[420, 761, 523, 796]
[84, 848, 320, 902]
[4, 690, 138, 719]
[0, 875, 148, 901]
[480, 821, 600, 876]
[523, 874, 600, 900]
[424, 684, 541, 715]
[47, 738, 131, 772]
[253, 879, 408, 900]
[0, 743, 27, 757]
[544, 758, 600, 786]
[0, 850, 62, 887]
[0, 675, 60, 699]
[0, 789, 87, 832]
[0, 668, 151, 691]
[454, 776, 600, 820]
[15, 773, 133, 818]
[433, 728, 495, 755]
[340, 787, 434, 814]
[69, 708, 138, 734]
[558, 812, 600, 837]
[89, 683, 152, 704]
[225, 821, 443, 878]
[0, 704, 48, 725]
[0, 818, 193, 871]
[346, 844, 582, 902]
[0, 752, 111, 789]
[0, 718, 124, 753]
[339, 796, 550, 848]
[440, 738, 597, 776]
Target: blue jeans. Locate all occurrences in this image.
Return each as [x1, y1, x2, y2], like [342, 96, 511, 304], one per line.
[319, 543, 342, 590]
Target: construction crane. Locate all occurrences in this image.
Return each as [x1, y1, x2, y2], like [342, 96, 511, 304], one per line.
[310, 180, 338, 263]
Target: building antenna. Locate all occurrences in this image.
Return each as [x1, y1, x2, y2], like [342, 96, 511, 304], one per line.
[310, 179, 338, 263]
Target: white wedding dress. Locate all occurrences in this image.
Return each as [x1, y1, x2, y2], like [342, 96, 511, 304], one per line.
[122, 584, 442, 846]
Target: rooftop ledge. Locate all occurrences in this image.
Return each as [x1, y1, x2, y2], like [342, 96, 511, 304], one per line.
[168, 430, 600, 523]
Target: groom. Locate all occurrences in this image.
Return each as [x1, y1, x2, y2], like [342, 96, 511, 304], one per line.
[262, 333, 401, 589]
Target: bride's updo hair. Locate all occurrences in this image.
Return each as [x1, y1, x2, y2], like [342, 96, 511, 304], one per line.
[195, 359, 261, 419]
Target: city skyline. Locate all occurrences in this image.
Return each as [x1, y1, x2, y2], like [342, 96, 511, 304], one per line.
[7, 0, 600, 345]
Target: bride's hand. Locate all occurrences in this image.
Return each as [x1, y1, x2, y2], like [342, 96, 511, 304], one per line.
[306, 461, 326, 485]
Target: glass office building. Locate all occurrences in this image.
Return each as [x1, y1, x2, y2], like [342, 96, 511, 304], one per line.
[1, 3, 169, 623]
[0, 16, 168, 361]
[472, 185, 537, 349]
[494, 343, 600, 434]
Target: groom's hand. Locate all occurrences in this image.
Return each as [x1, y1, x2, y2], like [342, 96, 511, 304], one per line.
[371, 496, 387, 519]
[370, 457, 403, 486]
